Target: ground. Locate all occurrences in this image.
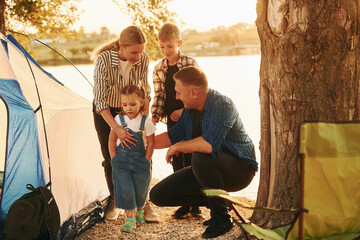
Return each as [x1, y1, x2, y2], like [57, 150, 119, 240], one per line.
[75, 179, 255, 240]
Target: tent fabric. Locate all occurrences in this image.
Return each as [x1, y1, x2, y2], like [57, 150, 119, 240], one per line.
[0, 33, 108, 228]
[0, 98, 7, 171]
[240, 122, 360, 240]
[5, 35, 62, 85]
[0, 78, 46, 221]
[0, 40, 45, 221]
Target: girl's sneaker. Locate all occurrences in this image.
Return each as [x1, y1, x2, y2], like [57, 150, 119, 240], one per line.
[121, 217, 136, 232]
[136, 209, 145, 223]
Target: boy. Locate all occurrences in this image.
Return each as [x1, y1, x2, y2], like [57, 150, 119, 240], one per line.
[151, 23, 202, 219]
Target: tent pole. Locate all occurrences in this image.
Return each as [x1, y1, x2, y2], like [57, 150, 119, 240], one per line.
[9, 33, 53, 190]
[0, 28, 93, 88]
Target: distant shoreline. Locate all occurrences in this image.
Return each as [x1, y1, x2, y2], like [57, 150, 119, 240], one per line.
[37, 52, 261, 67]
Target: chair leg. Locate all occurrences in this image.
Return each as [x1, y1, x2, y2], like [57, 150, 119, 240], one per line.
[230, 204, 247, 223]
[299, 154, 305, 240]
[229, 203, 250, 240]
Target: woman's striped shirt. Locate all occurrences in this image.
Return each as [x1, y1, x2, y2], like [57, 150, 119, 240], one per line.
[93, 50, 150, 112]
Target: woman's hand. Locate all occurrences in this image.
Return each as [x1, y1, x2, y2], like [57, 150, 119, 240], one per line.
[170, 109, 183, 122]
[114, 126, 137, 149]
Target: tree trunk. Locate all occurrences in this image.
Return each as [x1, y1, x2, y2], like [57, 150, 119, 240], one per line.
[252, 0, 360, 228]
[0, 0, 5, 34]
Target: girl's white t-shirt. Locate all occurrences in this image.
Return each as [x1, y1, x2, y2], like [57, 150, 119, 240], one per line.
[114, 113, 156, 147]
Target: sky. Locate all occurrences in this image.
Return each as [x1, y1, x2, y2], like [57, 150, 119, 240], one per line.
[76, 0, 257, 34]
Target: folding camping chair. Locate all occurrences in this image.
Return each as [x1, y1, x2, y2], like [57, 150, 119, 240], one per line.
[204, 122, 360, 240]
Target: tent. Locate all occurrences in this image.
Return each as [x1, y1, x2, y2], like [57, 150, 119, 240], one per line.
[0, 33, 109, 238]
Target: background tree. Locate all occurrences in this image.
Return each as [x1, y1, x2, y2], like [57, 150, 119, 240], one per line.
[69, 47, 79, 57]
[100, 26, 111, 40]
[0, 0, 82, 40]
[112, 0, 182, 60]
[253, 0, 360, 228]
[81, 45, 93, 55]
[0, 0, 5, 32]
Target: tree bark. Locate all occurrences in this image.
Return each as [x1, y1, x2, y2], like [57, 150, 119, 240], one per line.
[252, 0, 360, 228]
[0, 0, 5, 34]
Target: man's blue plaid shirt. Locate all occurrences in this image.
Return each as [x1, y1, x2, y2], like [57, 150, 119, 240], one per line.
[169, 88, 258, 171]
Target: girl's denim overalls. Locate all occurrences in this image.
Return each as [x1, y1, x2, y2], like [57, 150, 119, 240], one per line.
[111, 114, 151, 210]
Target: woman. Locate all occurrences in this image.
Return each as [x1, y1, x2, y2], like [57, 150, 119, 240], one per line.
[92, 25, 158, 222]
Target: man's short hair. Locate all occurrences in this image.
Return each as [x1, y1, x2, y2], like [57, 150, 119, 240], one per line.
[158, 23, 181, 41]
[173, 66, 208, 88]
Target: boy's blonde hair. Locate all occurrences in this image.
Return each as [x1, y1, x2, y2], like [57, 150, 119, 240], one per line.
[158, 23, 181, 41]
[91, 26, 146, 61]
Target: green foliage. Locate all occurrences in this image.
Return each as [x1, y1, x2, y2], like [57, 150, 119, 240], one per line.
[49, 47, 61, 60]
[3, 0, 83, 40]
[69, 47, 79, 56]
[112, 0, 183, 60]
[81, 45, 93, 54]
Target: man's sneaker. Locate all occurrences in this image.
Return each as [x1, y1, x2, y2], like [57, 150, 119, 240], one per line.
[105, 197, 123, 221]
[203, 218, 212, 226]
[136, 209, 145, 223]
[143, 201, 160, 222]
[201, 218, 234, 238]
[190, 206, 204, 219]
[121, 217, 136, 232]
[171, 206, 190, 219]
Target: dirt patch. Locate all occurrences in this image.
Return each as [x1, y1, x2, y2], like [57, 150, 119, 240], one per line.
[75, 179, 255, 240]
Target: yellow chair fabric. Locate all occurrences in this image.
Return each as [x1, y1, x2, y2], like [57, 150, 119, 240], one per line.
[242, 122, 360, 240]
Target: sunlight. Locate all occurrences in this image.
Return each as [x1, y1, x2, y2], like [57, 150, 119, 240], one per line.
[77, 0, 257, 33]
[168, 0, 257, 31]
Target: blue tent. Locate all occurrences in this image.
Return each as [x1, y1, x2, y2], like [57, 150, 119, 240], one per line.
[0, 33, 109, 238]
[0, 61, 46, 221]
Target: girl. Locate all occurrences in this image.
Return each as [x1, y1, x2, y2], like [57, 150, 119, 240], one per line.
[92, 25, 158, 221]
[108, 85, 156, 232]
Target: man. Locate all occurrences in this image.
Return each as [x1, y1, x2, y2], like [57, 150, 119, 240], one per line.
[150, 66, 258, 239]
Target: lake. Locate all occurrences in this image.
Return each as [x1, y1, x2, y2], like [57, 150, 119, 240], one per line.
[45, 55, 261, 200]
